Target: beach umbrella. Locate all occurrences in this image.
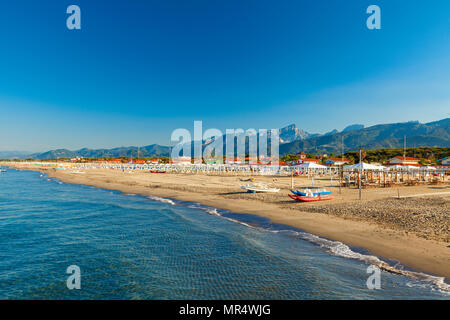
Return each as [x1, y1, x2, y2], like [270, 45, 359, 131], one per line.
[343, 162, 384, 170]
[402, 165, 420, 171]
[385, 165, 403, 170]
[293, 162, 327, 169]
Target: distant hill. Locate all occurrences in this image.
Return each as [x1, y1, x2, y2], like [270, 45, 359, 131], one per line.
[0, 151, 32, 160]
[29, 144, 171, 160]
[18, 118, 450, 160]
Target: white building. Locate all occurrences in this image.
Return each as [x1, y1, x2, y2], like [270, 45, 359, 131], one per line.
[386, 156, 421, 166]
[325, 158, 349, 166]
[171, 156, 192, 165]
[439, 156, 450, 165]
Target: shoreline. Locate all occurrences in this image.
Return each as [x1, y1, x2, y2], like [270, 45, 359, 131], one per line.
[6, 164, 450, 285]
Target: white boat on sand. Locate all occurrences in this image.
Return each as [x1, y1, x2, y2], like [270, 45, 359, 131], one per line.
[240, 183, 280, 193]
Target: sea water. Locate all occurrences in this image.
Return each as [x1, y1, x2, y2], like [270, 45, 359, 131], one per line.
[0, 169, 448, 299]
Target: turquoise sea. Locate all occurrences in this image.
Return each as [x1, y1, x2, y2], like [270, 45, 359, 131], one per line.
[0, 169, 448, 299]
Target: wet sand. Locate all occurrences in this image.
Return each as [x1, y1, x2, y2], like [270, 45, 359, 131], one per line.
[6, 164, 450, 280]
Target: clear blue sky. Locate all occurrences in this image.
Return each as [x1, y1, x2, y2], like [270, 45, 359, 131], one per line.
[0, 0, 449, 152]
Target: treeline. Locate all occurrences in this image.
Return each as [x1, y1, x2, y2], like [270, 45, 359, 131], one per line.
[281, 153, 319, 162]
[281, 147, 450, 164]
[7, 147, 450, 165]
[344, 147, 449, 164]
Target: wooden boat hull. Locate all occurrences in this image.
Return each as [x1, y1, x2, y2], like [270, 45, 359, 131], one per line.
[288, 194, 334, 202]
[290, 190, 332, 196]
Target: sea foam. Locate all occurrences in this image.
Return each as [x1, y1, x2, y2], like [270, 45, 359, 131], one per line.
[147, 195, 175, 205]
[142, 192, 449, 293]
[177, 199, 450, 293]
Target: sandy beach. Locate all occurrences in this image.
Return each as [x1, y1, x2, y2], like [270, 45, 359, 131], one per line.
[6, 163, 450, 281]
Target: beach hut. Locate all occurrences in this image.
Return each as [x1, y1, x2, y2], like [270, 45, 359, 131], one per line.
[292, 162, 328, 174]
[291, 162, 328, 188]
[343, 162, 386, 189]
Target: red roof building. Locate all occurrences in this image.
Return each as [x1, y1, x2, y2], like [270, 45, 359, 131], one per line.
[296, 152, 307, 160]
[385, 156, 421, 166]
[299, 158, 320, 164]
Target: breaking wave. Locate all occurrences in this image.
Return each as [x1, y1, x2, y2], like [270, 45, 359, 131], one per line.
[146, 195, 175, 205]
[159, 197, 450, 293]
[280, 230, 450, 293]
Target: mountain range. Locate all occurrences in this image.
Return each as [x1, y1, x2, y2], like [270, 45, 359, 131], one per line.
[279, 118, 449, 155]
[2, 118, 449, 160]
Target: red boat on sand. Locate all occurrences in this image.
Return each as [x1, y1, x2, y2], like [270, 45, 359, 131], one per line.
[150, 170, 166, 173]
[288, 194, 334, 202]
